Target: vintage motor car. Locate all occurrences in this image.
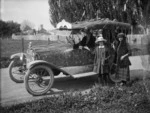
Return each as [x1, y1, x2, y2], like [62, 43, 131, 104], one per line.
[9, 19, 134, 96]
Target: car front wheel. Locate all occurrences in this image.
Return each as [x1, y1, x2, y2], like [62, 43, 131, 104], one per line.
[25, 65, 54, 96]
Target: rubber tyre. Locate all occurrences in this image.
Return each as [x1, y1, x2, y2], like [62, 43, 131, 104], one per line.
[8, 60, 24, 83]
[25, 65, 54, 96]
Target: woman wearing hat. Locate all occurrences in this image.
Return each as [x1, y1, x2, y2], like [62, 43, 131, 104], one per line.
[112, 33, 131, 85]
[93, 36, 113, 85]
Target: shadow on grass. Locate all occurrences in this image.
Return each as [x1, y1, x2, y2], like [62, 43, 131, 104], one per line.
[42, 75, 99, 96]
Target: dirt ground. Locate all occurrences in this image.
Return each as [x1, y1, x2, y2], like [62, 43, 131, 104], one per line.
[0, 68, 98, 107]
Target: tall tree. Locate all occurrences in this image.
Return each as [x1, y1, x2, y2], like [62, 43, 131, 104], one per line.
[20, 20, 35, 32]
[133, 0, 150, 27]
[49, 0, 150, 28]
[0, 20, 21, 38]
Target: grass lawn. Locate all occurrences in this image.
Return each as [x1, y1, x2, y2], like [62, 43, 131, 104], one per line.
[1, 80, 150, 113]
[0, 39, 54, 68]
[1, 39, 51, 57]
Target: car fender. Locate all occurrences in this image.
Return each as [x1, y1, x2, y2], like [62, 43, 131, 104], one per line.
[10, 53, 26, 60]
[27, 60, 70, 76]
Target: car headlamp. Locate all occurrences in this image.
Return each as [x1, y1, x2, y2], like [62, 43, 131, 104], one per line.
[20, 53, 24, 61]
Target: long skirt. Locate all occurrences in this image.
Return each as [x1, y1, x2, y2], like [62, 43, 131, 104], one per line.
[117, 67, 130, 81]
[110, 66, 130, 82]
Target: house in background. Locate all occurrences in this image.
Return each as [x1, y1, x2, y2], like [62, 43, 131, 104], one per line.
[38, 24, 51, 35]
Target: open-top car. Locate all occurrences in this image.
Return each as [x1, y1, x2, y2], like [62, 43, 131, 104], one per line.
[9, 19, 134, 96]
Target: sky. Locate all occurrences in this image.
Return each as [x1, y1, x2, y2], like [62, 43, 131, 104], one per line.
[1, 0, 54, 30]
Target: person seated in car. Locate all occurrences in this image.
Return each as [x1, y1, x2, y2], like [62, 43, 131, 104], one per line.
[73, 28, 96, 50]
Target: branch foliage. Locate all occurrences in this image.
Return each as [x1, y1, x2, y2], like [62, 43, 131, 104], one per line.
[49, 0, 150, 27]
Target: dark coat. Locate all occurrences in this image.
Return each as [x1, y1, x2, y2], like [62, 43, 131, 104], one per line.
[73, 34, 96, 49]
[80, 34, 96, 48]
[114, 40, 131, 68]
[73, 33, 96, 49]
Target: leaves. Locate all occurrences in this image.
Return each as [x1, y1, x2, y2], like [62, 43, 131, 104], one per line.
[49, 0, 150, 28]
[0, 20, 21, 38]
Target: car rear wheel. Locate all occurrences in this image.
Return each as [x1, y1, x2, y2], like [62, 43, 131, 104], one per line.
[25, 65, 54, 96]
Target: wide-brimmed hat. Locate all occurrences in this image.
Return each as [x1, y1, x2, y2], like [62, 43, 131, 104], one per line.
[95, 36, 107, 43]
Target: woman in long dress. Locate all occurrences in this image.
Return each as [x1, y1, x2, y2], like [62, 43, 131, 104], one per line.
[113, 33, 131, 85]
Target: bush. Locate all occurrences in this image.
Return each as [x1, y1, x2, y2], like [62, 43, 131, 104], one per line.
[0, 20, 21, 38]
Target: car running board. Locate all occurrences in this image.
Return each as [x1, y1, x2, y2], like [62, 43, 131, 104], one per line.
[71, 72, 98, 79]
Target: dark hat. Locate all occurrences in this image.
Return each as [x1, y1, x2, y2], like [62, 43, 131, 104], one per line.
[117, 33, 126, 39]
[84, 27, 90, 33]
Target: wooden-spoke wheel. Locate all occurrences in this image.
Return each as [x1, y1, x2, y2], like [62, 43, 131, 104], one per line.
[25, 65, 54, 96]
